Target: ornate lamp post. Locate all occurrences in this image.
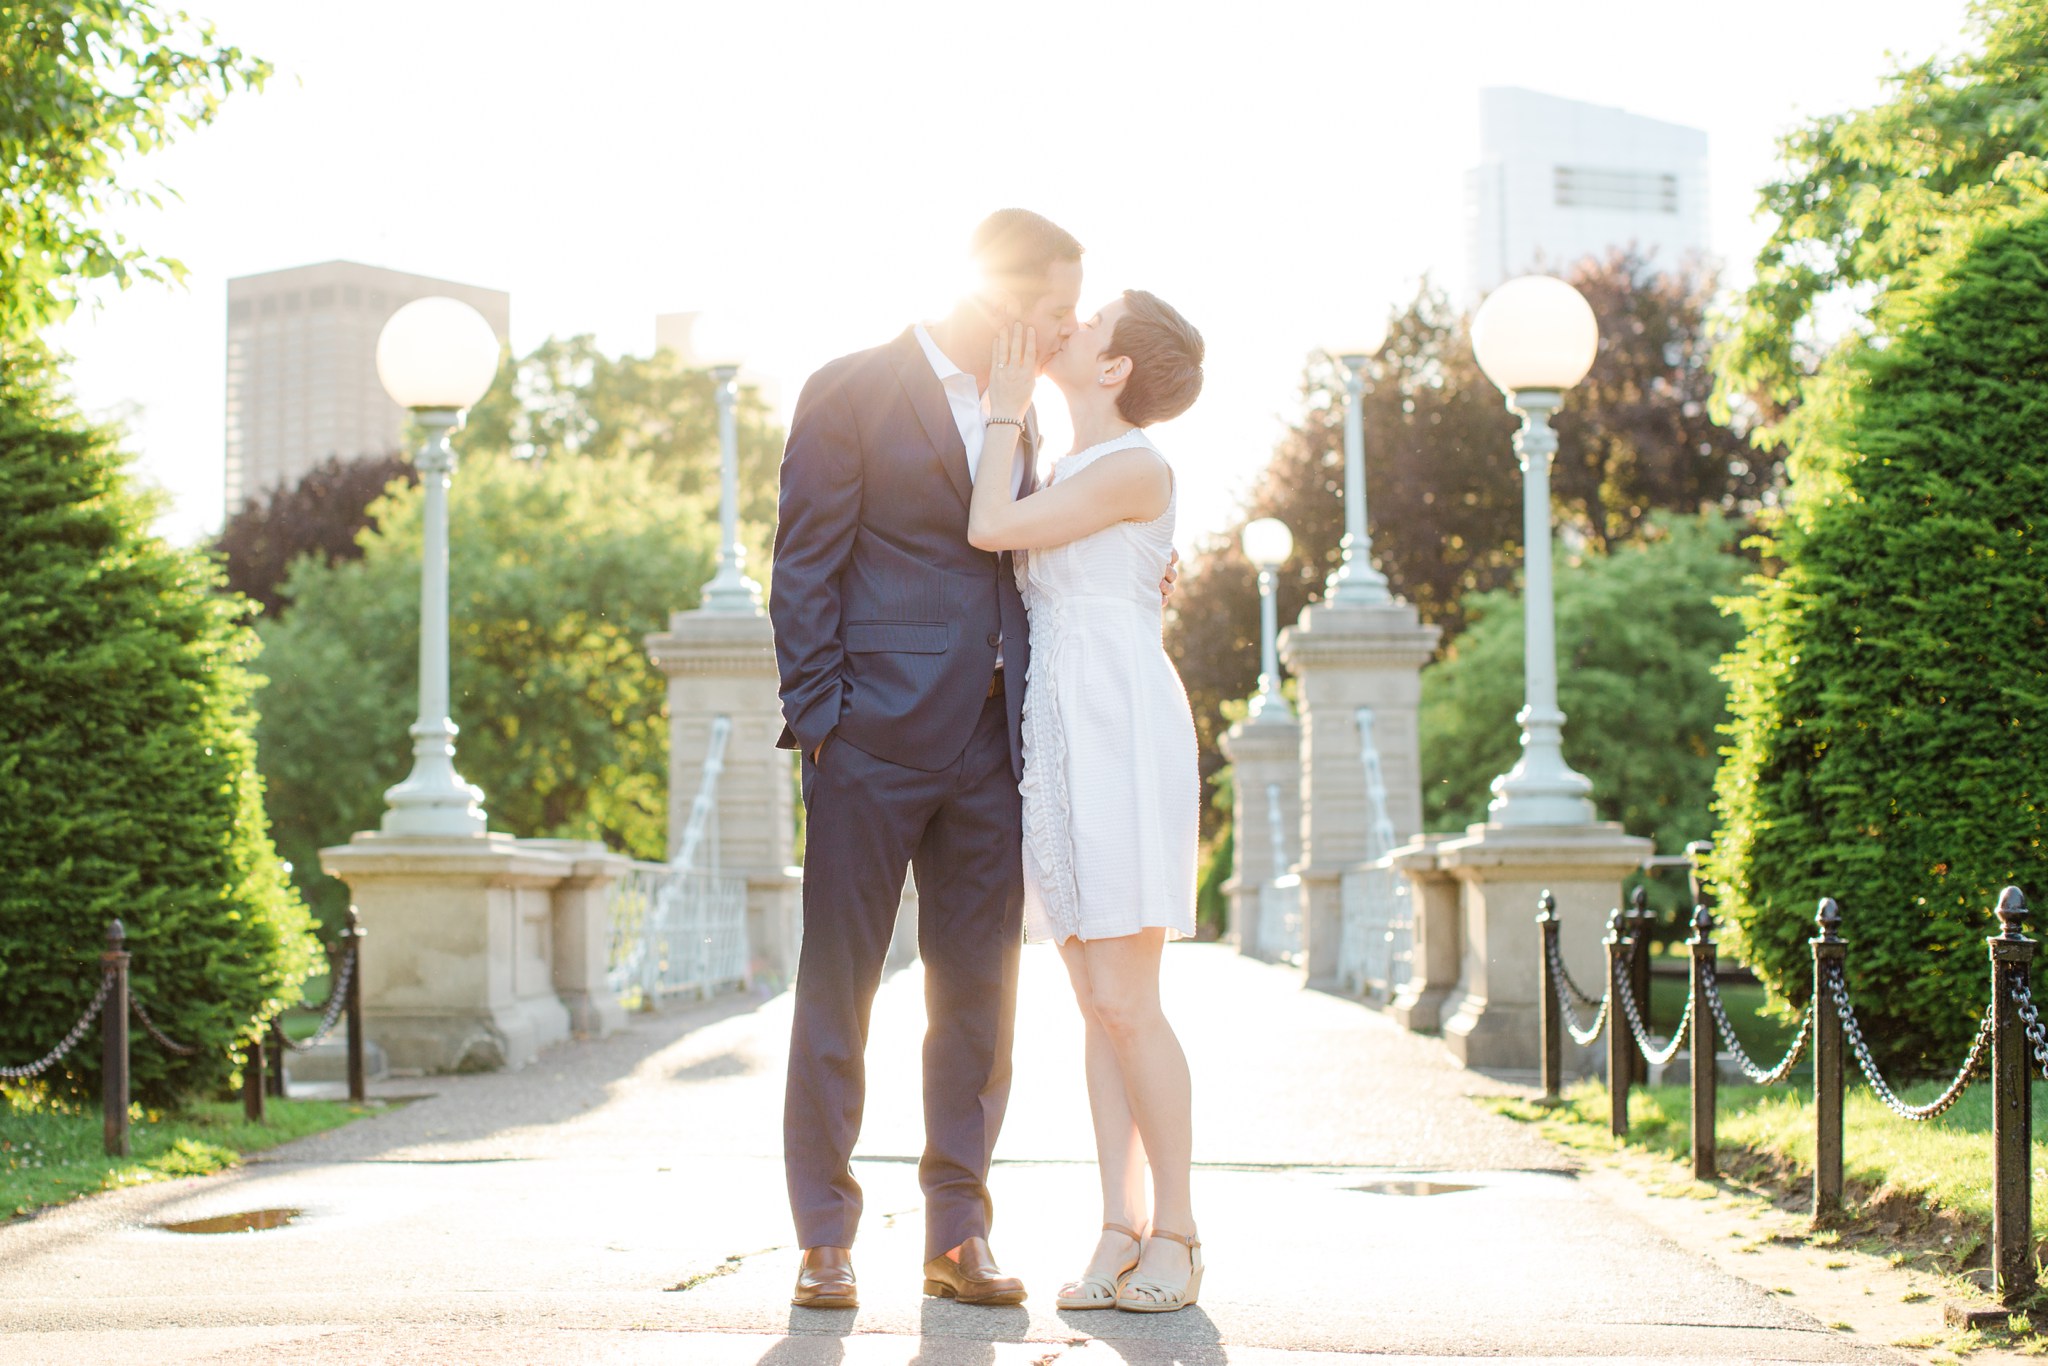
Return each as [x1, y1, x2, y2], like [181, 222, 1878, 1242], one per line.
[1323, 339, 1391, 606]
[690, 317, 763, 614]
[1470, 275, 1601, 827]
[373, 297, 502, 836]
[1242, 517, 1296, 722]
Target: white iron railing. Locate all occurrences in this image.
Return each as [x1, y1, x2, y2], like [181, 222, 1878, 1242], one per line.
[1337, 707, 1413, 999]
[1255, 780, 1304, 963]
[605, 715, 751, 1007]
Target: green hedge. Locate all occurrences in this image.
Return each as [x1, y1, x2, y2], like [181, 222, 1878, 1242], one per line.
[0, 387, 316, 1104]
[1709, 205, 2048, 1075]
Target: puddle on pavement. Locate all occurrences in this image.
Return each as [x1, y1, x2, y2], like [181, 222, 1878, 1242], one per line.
[160, 1208, 301, 1234]
[1347, 1180, 1478, 1197]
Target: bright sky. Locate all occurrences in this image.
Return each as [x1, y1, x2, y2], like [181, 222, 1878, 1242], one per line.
[49, 0, 1973, 553]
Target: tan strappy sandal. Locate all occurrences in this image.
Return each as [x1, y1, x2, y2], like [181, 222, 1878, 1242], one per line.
[1055, 1221, 1144, 1310]
[1115, 1228, 1202, 1313]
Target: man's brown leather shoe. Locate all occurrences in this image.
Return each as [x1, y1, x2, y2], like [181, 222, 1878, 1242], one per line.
[791, 1246, 857, 1310]
[922, 1236, 1027, 1306]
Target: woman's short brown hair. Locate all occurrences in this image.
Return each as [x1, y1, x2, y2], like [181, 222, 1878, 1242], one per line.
[1109, 290, 1204, 427]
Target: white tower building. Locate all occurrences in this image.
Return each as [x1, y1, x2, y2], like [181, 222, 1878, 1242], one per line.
[1465, 88, 1709, 297]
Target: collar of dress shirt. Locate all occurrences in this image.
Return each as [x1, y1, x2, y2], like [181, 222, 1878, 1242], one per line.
[913, 323, 982, 401]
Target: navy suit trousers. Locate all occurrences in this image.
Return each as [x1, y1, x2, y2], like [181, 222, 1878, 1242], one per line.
[785, 691, 1023, 1260]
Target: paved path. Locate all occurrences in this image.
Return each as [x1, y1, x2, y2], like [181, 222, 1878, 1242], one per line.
[0, 945, 1905, 1363]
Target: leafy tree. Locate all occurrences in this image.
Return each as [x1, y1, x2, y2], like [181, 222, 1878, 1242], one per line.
[1707, 206, 2048, 1077]
[1, 4, 268, 353]
[0, 386, 316, 1105]
[212, 454, 415, 615]
[0, 3, 294, 1106]
[1719, 2, 2048, 427]
[461, 335, 782, 526]
[1419, 512, 1750, 852]
[1167, 254, 1774, 801]
[255, 452, 718, 926]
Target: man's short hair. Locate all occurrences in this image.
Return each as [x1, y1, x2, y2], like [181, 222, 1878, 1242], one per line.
[971, 209, 1084, 300]
[1110, 290, 1205, 427]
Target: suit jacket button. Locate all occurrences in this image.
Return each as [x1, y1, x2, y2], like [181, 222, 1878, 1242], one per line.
[986, 632, 1001, 648]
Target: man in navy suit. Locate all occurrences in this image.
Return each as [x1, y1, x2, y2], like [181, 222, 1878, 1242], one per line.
[771, 210, 1083, 1308]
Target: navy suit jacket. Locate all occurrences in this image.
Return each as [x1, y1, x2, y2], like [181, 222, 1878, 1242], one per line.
[770, 327, 1036, 779]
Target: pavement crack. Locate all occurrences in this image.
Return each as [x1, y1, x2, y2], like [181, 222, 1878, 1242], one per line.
[664, 1244, 784, 1293]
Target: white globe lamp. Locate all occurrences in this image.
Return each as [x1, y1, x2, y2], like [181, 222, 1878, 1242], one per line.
[1471, 275, 1598, 395]
[374, 296, 502, 837]
[376, 297, 500, 412]
[1470, 275, 1601, 827]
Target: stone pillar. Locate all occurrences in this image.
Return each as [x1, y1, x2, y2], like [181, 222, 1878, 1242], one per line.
[1278, 600, 1440, 985]
[1426, 821, 1651, 1073]
[522, 839, 631, 1038]
[1387, 834, 1459, 1032]
[319, 833, 616, 1073]
[645, 608, 801, 987]
[1217, 711, 1301, 955]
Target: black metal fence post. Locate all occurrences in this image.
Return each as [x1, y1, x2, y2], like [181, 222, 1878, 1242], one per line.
[101, 920, 130, 1158]
[1990, 886, 2036, 1305]
[344, 907, 366, 1104]
[1811, 897, 1846, 1225]
[1628, 886, 1653, 1085]
[242, 1030, 266, 1124]
[1606, 907, 1631, 1136]
[1537, 892, 1562, 1102]
[1689, 905, 1717, 1181]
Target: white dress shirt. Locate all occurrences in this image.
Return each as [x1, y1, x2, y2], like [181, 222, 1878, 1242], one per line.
[913, 323, 1025, 493]
[916, 323, 1021, 668]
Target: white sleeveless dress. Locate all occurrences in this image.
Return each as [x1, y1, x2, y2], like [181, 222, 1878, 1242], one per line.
[1018, 429, 1200, 944]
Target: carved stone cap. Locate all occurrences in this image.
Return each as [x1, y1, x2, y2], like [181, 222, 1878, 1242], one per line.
[1219, 713, 1302, 756]
[647, 608, 777, 677]
[1433, 820, 1653, 875]
[319, 829, 580, 886]
[1279, 599, 1441, 671]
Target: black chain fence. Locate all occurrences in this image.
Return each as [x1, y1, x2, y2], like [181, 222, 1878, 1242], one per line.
[1, 910, 367, 1156]
[1540, 873, 2047, 1311]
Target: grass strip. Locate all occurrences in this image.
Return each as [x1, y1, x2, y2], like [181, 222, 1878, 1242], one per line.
[2, 1088, 376, 1220]
[1488, 1079, 2048, 1268]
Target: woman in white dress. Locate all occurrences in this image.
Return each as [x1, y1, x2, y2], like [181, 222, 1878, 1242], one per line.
[967, 291, 1206, 1314]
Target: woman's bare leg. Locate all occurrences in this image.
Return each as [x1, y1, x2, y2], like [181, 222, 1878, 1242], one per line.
[1075, 929, 1195, 1288]
[1057, 936, 1149, 1288]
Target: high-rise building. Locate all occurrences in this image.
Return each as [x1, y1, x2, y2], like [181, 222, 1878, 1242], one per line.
[1465, 88, 1709, 297]
[224, 261, 511, 514]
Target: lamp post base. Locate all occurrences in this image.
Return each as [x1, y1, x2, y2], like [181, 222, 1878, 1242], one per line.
[1323, 550, 1392, 607]
[698, 569, 764, 615]
[381, 719, 488, 837]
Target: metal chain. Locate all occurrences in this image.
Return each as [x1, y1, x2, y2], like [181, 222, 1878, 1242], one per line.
[0, 969, 116, 1080]
[1616, 963, 1692, 1067]
[2010, 972, 2048, 1081]
[277, 944, 355, 1053]
[1702, 963, 1815, 1085]
[129, 993, 198, 1056]
[1547, 932, 1603, 1007]
[1546, 933, 1611, 1046]
[1829, 962, 1988, 1121]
